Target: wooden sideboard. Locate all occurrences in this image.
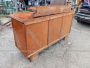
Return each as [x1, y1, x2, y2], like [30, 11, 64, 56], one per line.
[11, 5, 74, 61]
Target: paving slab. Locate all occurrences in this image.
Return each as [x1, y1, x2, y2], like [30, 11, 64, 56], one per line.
[0, 17, 11, 25]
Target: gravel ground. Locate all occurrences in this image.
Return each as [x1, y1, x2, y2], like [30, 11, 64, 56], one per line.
[0, 19, 90, 68]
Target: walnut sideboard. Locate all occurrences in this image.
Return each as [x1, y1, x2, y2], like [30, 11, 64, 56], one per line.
[11, 5, 74, 61]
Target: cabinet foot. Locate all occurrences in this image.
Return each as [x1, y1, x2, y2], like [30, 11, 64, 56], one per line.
[28, 54, 38, 62]
[64, 36, 68, 41]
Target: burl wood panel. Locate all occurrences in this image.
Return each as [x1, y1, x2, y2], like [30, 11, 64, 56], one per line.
[61, 13, 73, 38]
[26, 21, 48, 57]
[12, 19, 27, 57]
[48, 14, 63, 46]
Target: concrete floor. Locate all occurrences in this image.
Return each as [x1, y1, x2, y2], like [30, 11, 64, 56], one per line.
[0, 17, 11, 25]
[0, 19, 90, 68]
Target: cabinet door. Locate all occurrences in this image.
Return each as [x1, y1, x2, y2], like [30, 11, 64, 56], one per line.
[26, 21, 48, 56]
[61, 13, 73, 38]
[48, 15, 63, 45]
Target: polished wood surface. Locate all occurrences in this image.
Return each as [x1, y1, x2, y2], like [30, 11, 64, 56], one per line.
[61, 12, 73, 38]
[26, 21, 48, 56]
[12, 19, 27, 57]
[11, 5, 74, 60]
[48, 14, 63, 46]
[11, 12, 34, 23]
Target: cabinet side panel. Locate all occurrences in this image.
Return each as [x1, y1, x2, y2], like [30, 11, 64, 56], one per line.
[12, 19, 27, 57]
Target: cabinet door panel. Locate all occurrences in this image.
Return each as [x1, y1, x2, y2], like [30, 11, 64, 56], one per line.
[48, 16, 62, 45]
[61, 13, 73, 38]
[26, 21, 48, 56]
